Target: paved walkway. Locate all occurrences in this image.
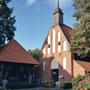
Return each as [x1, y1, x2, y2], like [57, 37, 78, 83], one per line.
[14, 87, 72, 90]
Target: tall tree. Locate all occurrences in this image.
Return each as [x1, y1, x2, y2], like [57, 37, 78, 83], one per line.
[28, 48, 40, 61]
[0, 0, 16, 48]
[70, 0, 90, 58]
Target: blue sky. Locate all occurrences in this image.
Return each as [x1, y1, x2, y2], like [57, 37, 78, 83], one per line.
[8, 0, 76, 50]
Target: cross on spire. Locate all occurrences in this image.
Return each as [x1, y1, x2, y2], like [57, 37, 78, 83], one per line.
[57, 0, 59, 8]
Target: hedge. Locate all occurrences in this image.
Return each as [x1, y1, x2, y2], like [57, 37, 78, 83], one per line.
[43, 82, 56, 88]
[60, 82, 72, 89]
[6, 82, 41, 89]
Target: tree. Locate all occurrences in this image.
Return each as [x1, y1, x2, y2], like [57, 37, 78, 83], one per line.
[28, 48, 40, 61]
[70, 0, 90, 58]
[0, 0, 16, 48]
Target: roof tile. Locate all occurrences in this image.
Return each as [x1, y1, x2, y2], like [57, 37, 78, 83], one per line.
[0, 39, 39, 65]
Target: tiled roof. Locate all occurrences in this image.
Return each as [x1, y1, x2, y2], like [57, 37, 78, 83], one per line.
[75, 60, 90, 72]
[53, 8, 63, 15]
[0, 39, 39, 65]
[61, 25, 90, 72]
[61, 24, 74, 42]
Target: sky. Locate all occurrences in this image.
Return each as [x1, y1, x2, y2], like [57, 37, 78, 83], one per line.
[8, 0, 76, 50]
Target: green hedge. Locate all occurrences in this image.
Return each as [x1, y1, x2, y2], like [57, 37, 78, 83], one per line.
[6, 82, 40, 89]
[60, 82, 72, 89]
[43, 82, 56, 88]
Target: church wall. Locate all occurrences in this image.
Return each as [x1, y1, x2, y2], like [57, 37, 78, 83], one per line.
[73, 60, 85, 78]
[39, 25, 73, 82]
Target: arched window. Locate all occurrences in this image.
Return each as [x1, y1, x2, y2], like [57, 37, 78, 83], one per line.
[63, 41, 67, 51]
[48, 35, 50, 54]
[58, 31, 61, 52]
[53, 30, 55, 53]
[43, 61, 45, 71]
[63, 57, 66, 70]
[43, 47, 45, 55]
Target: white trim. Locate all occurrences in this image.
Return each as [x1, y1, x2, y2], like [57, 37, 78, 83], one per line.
[63, 57, 66, 70]
[58, 31, 61, 52]
[43, 61, 45, 71]
[63, 41, 67, 51]
[43, 47, 45, 55]
[53, 30, 55, 53]
[48, 35, 50, 54]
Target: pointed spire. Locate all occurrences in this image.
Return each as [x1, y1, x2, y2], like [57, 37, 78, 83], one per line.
[57, 0, 59, 8]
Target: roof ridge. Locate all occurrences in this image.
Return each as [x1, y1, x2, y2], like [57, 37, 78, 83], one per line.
[63, 24, 72, 29]
[12, 40, 39, 64]
[0, 40, 14, 60]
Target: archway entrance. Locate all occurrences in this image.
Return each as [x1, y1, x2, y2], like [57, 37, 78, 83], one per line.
[51, 59, 59, 82]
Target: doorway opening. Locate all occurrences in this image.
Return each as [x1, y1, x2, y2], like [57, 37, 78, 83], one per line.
[52, 69, 59, 82]
[51, 59, 59, 82]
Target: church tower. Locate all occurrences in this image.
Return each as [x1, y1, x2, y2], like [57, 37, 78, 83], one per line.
[53, 0, 63, 25]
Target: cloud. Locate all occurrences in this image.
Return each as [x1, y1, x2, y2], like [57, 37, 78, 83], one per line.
[27, 0, 72, 7]
[27, 0, 37, 5]
[47, 0, 72, 8]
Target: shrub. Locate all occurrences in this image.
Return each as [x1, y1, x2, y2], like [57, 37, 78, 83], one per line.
[43, 82, 56, 88]
[60, 82, 72, 89]
[6, 82, 39, 89]
[72, 75, 84, 90]
[72, 73, 90, 90]
[77, 78, 90, 90]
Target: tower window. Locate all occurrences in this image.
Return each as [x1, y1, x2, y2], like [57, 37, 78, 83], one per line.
[48, 44, 50, 48]
[58, 41, 61, 45]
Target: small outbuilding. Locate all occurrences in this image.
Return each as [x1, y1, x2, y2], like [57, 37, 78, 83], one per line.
[0, 39, 39, 82]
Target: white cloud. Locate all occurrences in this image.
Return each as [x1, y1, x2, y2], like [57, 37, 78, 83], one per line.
[27, 0, 37, 5]
[47, 0, 72, 8]
[27, 0, 72, 7]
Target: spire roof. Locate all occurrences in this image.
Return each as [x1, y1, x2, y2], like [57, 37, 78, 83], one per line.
[53, 0, 63, 15]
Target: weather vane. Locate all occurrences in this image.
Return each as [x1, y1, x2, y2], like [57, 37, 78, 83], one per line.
[57, 0, 59, 8]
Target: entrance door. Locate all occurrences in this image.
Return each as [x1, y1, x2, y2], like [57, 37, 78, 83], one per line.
[52, 69, 58, 82]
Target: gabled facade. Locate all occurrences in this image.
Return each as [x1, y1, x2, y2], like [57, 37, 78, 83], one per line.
[39, 0, 90, 82]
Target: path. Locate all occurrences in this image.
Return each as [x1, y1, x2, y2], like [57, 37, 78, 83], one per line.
[14, 87, 72, 90]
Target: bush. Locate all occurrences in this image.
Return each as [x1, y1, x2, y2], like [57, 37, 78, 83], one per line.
[43, 82, 56, 88]
[6, 82, 39, 89]
[72, 75, 84, 90]
[60, 82, 72, 89]
[72, 73, 90, 90]
[77, 78, 90, 90]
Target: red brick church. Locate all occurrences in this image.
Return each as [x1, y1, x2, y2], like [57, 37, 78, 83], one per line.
[39, 0, 90, 82]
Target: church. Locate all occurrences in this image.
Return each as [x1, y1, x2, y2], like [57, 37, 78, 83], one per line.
[38, 0, 90, 82]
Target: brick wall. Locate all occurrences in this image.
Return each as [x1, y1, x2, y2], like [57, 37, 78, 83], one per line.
[73, 60, 85, 78]
[39, 25, 73, 82]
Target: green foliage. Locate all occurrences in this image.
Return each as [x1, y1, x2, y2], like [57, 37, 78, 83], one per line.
[28, 48, 40, 61]
[72, 75, 84, 90]
[77, 78, 90, 90]
[60, 82, 72, 89]
[0, 0, 16, 48]
[70, 0, 90, 58]
[6, 82, 39, 89]
[72, 73, 90, 90]
[43, 82, 56, 88]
